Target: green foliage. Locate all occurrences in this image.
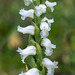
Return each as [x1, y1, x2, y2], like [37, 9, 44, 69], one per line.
[26, 56, 37, 68]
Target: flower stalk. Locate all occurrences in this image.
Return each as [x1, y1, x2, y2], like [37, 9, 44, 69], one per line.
[17, 0, 58, 75]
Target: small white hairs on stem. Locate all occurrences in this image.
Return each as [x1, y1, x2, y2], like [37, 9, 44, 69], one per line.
[17, 25, 35, 35]
[40, 22, 51, 38]
[41, 38, 56, 56]
[19, 8, 34, 20]
[17, 46, 36, 63]
[45, 1, 57, 12]
[42, 17, 54, 26]
[35, 4, 46, 17]
[42, 58, 58, 75]
[19, 68, 39, 75]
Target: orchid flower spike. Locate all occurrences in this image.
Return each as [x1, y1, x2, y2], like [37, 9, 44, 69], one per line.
[17, 46, 36, 63]
[19, 68, 39, 75]
[42, 17, 54, 26]
[40, 22, 51, 38]
[42, 58, 58, 75]
[41, 38, 56, 56]
[45, 1, 56, 12]
[19, 8, 34, 20]
[17, 25, 35, 35]
[35, 4, 46, 17]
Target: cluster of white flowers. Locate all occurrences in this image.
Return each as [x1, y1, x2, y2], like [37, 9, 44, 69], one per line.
[17, 0, 58, 75]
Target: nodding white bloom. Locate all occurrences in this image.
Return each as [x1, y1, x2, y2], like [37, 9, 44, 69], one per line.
[42, 58, 58, 75]
[17, 46, 36, 63]
[42, 17, 54, 26]
[24, 0, 33, 6]
[17, 25, 35, 35]
[35, 4, 46, 17]
[19, 9, 34, 20]
[45, 1, 56, 12]
[40, 22, 51, 38]
[19, 68, 39, 75]
[41, 38, 56, 56]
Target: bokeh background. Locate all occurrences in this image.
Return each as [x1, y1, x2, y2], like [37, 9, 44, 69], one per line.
[0, 0, 75, 75]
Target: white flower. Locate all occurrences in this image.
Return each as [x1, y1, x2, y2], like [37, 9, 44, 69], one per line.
[19, 9, 34, 20]
[17, 46, 36, 63]
[40, 22, 51, 38]
[35, 4, 46, 17]
[24, 0, 33, 6]
[42, 58, 58, 75]
[19, 68, 39, 75]
[42, 17, 54, 26]
[41, 38, 56, 56]
[17, 25, 35, 35]
[45, 1, 56, 12]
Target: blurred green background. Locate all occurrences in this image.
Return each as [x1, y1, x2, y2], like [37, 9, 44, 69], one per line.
[0, 0, 75, 75]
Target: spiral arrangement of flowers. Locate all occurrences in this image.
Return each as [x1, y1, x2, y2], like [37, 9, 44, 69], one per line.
[17, 0, 58, 75]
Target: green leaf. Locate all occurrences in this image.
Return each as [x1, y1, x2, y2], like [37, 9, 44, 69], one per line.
[42, 66, 45, 75]
[39, 71, 42, 75]
[28, 35, 34, 45]
[25, 56, 37, 68]
[34, 13, 41, 26]
[30, 40, 43, 61]
[33, 22, 41, 43]
[35, 0, 40, 5]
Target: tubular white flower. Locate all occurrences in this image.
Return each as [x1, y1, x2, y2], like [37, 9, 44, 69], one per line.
[40, 22, 51, 38]
[41, 38, 56, 56]
[45, 1, 56, 12]
[24, 0, 33, 6]
[17, 25, 35, 35]
[19, 68, 39, 75]
[17, 46, 36, 63]
[19, 8, 34, 20]
[35, 4, 46, 17]
[42, 17, 54, 26]
[42, 58, 58, 75]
